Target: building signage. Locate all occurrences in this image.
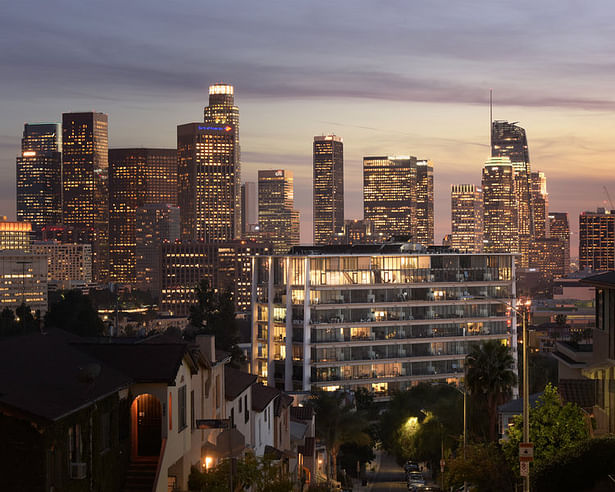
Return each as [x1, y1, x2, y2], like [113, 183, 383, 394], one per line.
[198, 125, 232, 132]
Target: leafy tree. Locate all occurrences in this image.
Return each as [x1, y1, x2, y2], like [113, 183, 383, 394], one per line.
[0, 304, 41, 336]
[445, 442, 516, 492]
[466, 340, 517, 441]
[339, 441, 375, 479]
[502, 383, 589, 473]
[45, 289, 105, 336]
[309, 390, 371, 482]
[189, 281, 241, 363]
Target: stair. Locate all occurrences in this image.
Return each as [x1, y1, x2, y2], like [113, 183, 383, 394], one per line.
[123, 457, 158, 492]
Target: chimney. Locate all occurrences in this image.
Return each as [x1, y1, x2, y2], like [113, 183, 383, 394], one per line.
[196, 334, 216, 364]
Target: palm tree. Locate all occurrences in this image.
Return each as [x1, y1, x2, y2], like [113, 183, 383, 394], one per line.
[465, 340, 517, 441]
[309, 390, 372, 482]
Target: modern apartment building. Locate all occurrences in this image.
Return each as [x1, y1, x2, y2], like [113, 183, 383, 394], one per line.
[0, 250, 47, 313]
[579, 208, 615, 271]
[450, 184, 483, 253]
[313, 135, 344, 245]
[251, 240, 516, 397]
[16, 123, 62, 236]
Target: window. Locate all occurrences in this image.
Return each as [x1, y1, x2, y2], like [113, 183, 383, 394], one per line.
[215, 375, 221, 409]
[100, 412, 111, 451]
[190, 390, 195, 431]
[239, 397, 242, 413]
[230, 407, 235, 427]
[178, 386, 187, 431]
[68, 423, 82, 463]
[244, 395, 249, 423]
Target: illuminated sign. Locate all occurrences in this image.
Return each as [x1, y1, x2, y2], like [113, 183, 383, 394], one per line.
[22, 151, 36, 157]
[275, 170, 283, 176]
[198, 125, 232, 132]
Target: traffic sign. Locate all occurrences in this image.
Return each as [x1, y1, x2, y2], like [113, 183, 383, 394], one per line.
[520, 461, 529, 477]
[519, 442, 534, 462]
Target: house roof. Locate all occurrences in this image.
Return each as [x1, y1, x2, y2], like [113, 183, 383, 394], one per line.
[0, 330, 131, 422]
[290, 406, 314, 421]
[498, 393, 543, 414]
[74, 341, 194, 384]
[580, 271, 615, 289]
[275, 393, 294, 417]
[559, 378, 597, 410]
[252, 383, 280, 412]
[224, 366, 257, 401]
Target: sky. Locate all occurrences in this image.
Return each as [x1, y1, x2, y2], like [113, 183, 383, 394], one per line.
[2, 1, 615, 258]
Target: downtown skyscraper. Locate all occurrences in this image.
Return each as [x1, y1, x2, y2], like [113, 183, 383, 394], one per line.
[482, 157, 518, 254]
[108, 148, 177, 283]
[415, 160, 434, 245]
[178, 83, 239, 242]
[61, 112, 109, 282]
[313, 135, 344, 245]
[258, 170, 300, 254]
[450, 184, 483, 252]
[549, 212, 570, 275]
[16, 123, 62, 236]
[579, 208, 615, 271]
[363, 155, 416, 239]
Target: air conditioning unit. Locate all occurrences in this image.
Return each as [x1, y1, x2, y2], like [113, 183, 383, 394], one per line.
[70, 462, 87, 479]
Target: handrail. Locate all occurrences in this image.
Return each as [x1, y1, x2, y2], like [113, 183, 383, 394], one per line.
[152, 438, 167, 492]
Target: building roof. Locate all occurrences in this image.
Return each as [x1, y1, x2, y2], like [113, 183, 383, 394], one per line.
[287, 241, 477, 257]
[0, 330, 131, 422]
[580, 271, 615, 289]
[275, 393, 294, 417]
[498, 393, 543, 414]
[224, 366, 257, 401]
[251, 383, 280, 412]
[559, 379, 596, 410]
[290, 406, 314, 421]
[74, 341, 195, 384]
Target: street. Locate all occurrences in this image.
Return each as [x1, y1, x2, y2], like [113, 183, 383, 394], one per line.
[367, 451, 413, 491]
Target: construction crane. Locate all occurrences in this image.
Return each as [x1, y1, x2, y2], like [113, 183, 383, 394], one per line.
[604, 186, 615, 211]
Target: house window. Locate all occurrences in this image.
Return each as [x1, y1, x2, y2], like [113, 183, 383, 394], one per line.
[68, 423, 82, 463]
[230, 407, 235, 427]
[190, 390, 195, 431]
[244, 395, 249, 424]
[178, 386, 187, 431]
[264, 407, 267, 422]
[239, 397, 242, 413]
[100, 412, 111, 451]
[216, 375, 221, 409]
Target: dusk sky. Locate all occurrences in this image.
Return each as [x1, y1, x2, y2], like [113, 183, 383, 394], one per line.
[3, 1, 615, 258]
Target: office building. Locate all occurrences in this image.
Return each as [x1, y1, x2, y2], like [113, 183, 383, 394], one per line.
[415, 160, 435, 245]
[528, 238, 567, 279]
[549, 212, 570, 276]
[258, 170, 300, 254]
[333, 219, 381, 245]
[32, 241, 92, 290]
[482, 157, 518, 254]
[0, 250, 47, 313]
[0, 219, 32, 251]
[241, 182, 258, 235]
[363, 155, 416, 239]
[252, 240, 516, 395]
[579, 208, 615, 271]
[135, 203, 180, 294]
[16, 123, 62, 235]
[491, 120, 530, 164]
[313, 135, 344, 245]
[532, 171, 549, 238]
[204, 83, 241, 236]
[177, 123, 237, 242]
[450, 185, 483, 253]
[108, 148, 177, 283]
[62, 112, 109, 282]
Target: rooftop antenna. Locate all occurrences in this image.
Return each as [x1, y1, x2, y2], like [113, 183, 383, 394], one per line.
[489, 89, 493, 152]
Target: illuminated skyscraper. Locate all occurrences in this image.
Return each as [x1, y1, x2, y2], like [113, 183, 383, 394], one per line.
[579, 208, 615, 271]
[258, 170, 300, 254]
[491, 120, 529, 164]
[0, 218, 32, 251]
[482, 157, 518, 254]
[451, 184, 483, 252]
[61, 112, 109, 282]
[108, 148, 177, 283]
[531, 171, 549, 237]
[416, 160, 434, 245]
[313, 135, 344, 245]
[204, 83, 241, 235]
[177, 123, 237, 241]
[16, 123, 61, 236]
[549, 212, 570, 275]
[363, 155, 416, 239]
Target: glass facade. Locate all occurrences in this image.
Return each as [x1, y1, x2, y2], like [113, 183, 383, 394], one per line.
[252, 244, 516, 397]
[313, 136, 344, 245]
[451, 184, 483, 253]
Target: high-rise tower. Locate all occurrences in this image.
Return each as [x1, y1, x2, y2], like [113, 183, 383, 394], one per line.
[62, 112, 109, 282]
[258, 170, 300, 254]
[204, 83, 241, 236]
[363, 155, 416, 239]
[416, 159, 434, 245]
[531, 171, 548, 237]
[16, 123, 62, 236]
[482, 157, 518, 254]
[579, 208, 615, 271]
[313, 135, 344, 245]
[451, 184, 483, 252]
[177, 123, 237, 241]
[108, 148, 177, 283]
[549, 212, 570, 276]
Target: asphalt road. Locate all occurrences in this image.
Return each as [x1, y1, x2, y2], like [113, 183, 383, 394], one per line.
[369, 452, 409, 491]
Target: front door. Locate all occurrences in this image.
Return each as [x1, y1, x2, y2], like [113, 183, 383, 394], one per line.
[136, 395, 162, 456]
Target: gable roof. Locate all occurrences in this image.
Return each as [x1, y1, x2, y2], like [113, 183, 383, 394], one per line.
[290, 406, 314, 421]
[0, 330, 131, 422]
[251, 383, 280, 412]
[224, 366, 257, 401]
[580, 271, 615, 289]
[275, 393, 294, 417]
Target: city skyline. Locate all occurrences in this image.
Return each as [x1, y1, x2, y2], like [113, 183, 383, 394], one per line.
[3, 2, 615, 257]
